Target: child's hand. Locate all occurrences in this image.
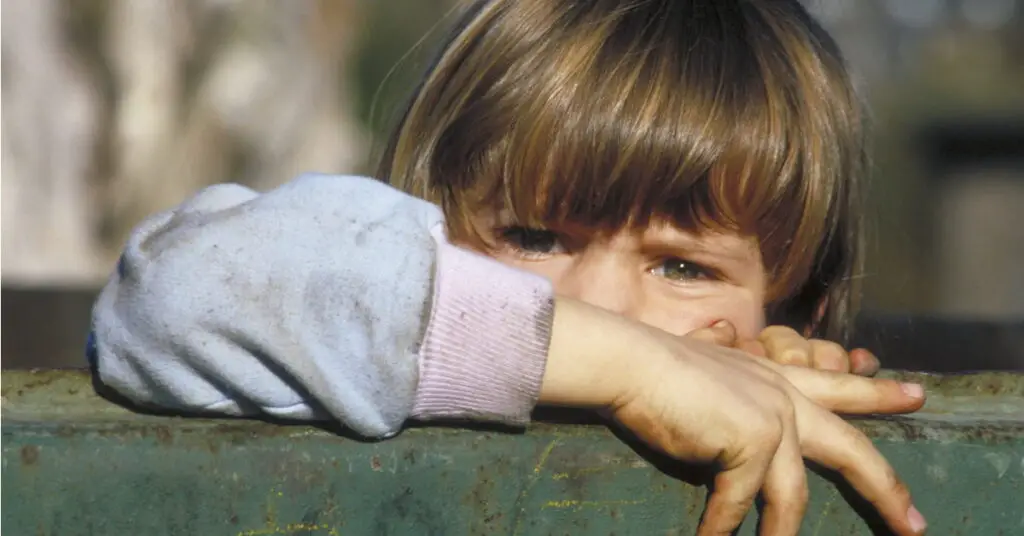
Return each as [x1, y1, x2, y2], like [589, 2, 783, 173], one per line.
[541, 299, 927, 536]
[753, 325, 881, 375]
[691, 323, 881, 376]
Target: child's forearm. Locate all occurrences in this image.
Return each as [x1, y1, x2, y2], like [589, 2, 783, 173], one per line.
[538, 298, 644, 409]
[89, 174, 553, 438]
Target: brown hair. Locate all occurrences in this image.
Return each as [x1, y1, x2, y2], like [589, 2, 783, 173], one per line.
[379, 0, 868, 343]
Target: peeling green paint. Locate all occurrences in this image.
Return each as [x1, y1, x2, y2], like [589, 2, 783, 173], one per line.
[3, 369, 1023, 535]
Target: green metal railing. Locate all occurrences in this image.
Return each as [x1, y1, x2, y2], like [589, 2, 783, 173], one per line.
[3, 369, 1023, 535]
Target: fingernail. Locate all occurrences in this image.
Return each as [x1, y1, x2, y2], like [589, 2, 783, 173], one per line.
[907, 505, 927, 532]
[901, 383, 925, 399]
[713, 320, 729, 329]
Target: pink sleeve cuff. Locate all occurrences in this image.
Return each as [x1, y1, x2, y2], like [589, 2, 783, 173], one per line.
[410, 233, 554, 426]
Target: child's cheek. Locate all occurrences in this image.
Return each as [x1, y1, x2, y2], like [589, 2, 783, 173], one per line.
[642, 296, 764, 341]
[750, 310, 767, 336]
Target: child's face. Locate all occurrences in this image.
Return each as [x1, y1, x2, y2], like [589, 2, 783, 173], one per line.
[474, 214, 768, 339]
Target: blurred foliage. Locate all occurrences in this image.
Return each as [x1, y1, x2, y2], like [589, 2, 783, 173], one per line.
[350, 0, 455, 172]
[4, 0, 1023, 316]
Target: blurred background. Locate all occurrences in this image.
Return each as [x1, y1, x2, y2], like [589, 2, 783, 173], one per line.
[3, 0, 1023, 370]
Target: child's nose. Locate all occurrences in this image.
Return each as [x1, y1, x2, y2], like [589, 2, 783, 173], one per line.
[553, 255, 641, 318]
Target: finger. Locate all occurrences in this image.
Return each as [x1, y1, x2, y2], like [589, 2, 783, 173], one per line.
[698, 438, 777, 536]
[809, 339, 851, 373]
[758, 326, 812, 368]
[688, 321, 738, 347]
[850, 348, 881, 376]
[737, 338, 768, 357]
[799, 405, 927, 535]
[758, 409, 808, 535]
[778, 367, 925, 415]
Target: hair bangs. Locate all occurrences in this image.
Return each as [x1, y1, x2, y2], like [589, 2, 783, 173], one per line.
[434, 1, 828, 301]
[382, 0, 867, 341]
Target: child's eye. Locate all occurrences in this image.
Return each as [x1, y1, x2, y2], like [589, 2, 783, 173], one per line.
[650, 258, 714, 282]
[495, 226, 567, 257]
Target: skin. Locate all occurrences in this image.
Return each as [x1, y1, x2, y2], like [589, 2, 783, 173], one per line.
[462, 214, 924, 535]
[538, 300, 927, 535]
[487, 219, 768, 338]
[481, 217, 881, 374]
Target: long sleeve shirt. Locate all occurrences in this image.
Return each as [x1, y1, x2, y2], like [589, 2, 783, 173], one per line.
[89, 174, 554, 438]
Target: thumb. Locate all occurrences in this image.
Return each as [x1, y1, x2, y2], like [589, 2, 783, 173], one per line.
[687, 320, 738, 347]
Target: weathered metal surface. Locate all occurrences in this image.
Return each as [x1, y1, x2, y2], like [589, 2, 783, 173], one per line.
[3, 370, 1023, 535]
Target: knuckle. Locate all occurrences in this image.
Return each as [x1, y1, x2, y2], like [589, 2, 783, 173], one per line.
[763, 381, 795, 409]
[885, 468, 912, 503]
[777, 393, 797, 419]
[748, 415, 784, 449]
[768, 395, 798, 430]
[814, 340, 848, 360]
[778, 348, 810, 366]
[781, 479, 811, 511]
[812, 341, 849, 371]
[795, 481, 810, 505]
[843, 426, 876, 455]
[841, 420, 873, 448]
[759, 325, 799, 340]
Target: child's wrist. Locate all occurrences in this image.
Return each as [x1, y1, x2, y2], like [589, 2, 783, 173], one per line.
[538, 298, 651, 410]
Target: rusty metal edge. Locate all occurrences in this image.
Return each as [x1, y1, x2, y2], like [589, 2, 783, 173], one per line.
[3, 369, 1023, 444]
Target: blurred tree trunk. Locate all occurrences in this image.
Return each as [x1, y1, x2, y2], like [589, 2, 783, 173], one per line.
[2, 0, 365, 285]
[2, 0, 104, 284]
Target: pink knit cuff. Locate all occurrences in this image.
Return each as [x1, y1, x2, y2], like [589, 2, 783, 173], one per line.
[410, 236, 554, 426]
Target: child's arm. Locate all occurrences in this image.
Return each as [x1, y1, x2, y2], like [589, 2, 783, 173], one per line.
[90, 174, 552, 438]
[91, 175, 926, 533]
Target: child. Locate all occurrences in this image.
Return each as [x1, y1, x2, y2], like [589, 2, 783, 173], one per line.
[89, 1, 927, 534]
